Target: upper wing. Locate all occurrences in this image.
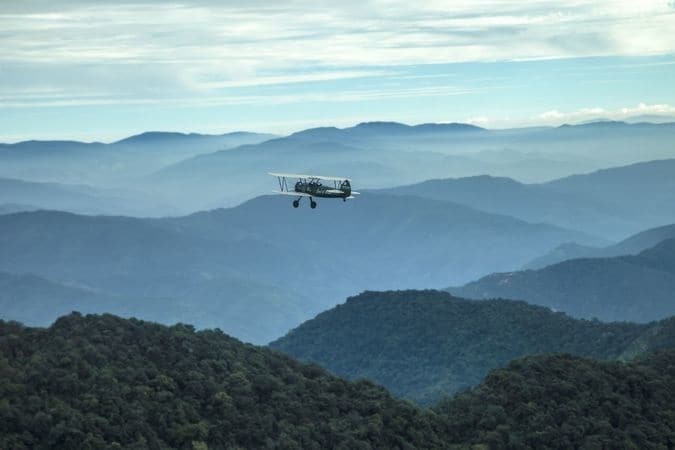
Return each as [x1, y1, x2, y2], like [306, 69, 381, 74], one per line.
[312, 175, 351, 182]
[268, 172, 350, 182]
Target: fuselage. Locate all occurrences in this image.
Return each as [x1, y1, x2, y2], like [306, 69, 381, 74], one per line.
[294, 180, 351, 198]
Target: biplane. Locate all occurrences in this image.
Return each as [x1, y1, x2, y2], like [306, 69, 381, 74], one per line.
[268, 173, 359, 208]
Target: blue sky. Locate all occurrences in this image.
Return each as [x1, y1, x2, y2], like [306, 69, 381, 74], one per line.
[2, 0, 675, 142]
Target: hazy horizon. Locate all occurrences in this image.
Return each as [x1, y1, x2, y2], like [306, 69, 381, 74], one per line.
[3, 112, 675, 145]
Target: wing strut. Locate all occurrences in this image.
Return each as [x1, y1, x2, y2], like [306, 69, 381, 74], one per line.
[273, 174, 289, 192]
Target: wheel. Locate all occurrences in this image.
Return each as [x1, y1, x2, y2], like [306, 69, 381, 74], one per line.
[292, 199, 300, 208]
[310, 200, 317, 209]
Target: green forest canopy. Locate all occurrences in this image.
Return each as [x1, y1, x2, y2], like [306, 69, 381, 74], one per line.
[0, 313, 448, 449]
[271, 290, 675, 405]
[1, 312, 674, 449]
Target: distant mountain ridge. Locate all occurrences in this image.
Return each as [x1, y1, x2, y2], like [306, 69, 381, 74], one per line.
[0, 177, 176, 216]
[270, 289, 675, 405]
[0, 271, 140, 324]
[0, 270, 309, 344]
[525, 223, 675, 269]
[377, 159, 675, 240]
[0, 192, 599, 343]
[289, 121, 484, 141]
[0, 203, 40, 215]
[113, 130, 276, 146]
[3, 120, 675, 215]
[451, 238, 675, 323]
[147, 120, 675, 211]
[2, 130, 276, 148]
[0, 140, 103, 151]
[0, 130, 276, 187]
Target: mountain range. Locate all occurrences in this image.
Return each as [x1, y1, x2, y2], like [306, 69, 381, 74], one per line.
[270, 290, 675, 405]
[3, 121, 675, 216]
[150, 121, 675, 211]
[377, 159, 675, 240]
[3, 154, 675, 343]
[0, 270, 309, 346]
[2, 118, 675, 448]
[525, 223, 675, 269]
[0, 131, 275, 183]
[0, 192, 598, 343]
[0, 177, 176, 217]
[451, 238, 675, 323]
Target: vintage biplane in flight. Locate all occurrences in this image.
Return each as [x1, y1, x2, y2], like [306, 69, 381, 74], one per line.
[268, 173, 359, 208]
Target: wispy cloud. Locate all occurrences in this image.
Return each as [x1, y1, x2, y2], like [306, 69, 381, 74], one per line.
[535, 103, 675, 124]
[0, 82, 495, 109]
[1, 1, 674, 141]
[453, 103, 675, 130]
[1, 0, 674, 107]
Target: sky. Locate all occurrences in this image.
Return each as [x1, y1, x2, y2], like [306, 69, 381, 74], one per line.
[1, 0, 675, 142]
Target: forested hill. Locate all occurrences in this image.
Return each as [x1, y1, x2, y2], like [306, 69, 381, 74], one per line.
[270, 290, 675, 405]
[2, 314, 674, 449]
[434, 350, 675, 449]
[0, 313, 450, 449]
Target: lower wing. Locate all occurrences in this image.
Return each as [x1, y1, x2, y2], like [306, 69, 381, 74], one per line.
[273, 190, 313, 197]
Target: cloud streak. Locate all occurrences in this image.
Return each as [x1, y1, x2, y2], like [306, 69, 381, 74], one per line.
[534, 103, 675, 124]
[1, 0, 674, 106]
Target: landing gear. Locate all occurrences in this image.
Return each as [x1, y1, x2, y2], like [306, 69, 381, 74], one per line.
[291, 197, 317, 209]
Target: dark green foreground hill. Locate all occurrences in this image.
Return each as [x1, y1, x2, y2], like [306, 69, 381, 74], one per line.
[0, 314, 448, 449]
[1, 314, 675, 449]
[271, 290, 675, 405]
[435, 351, 675, 448]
